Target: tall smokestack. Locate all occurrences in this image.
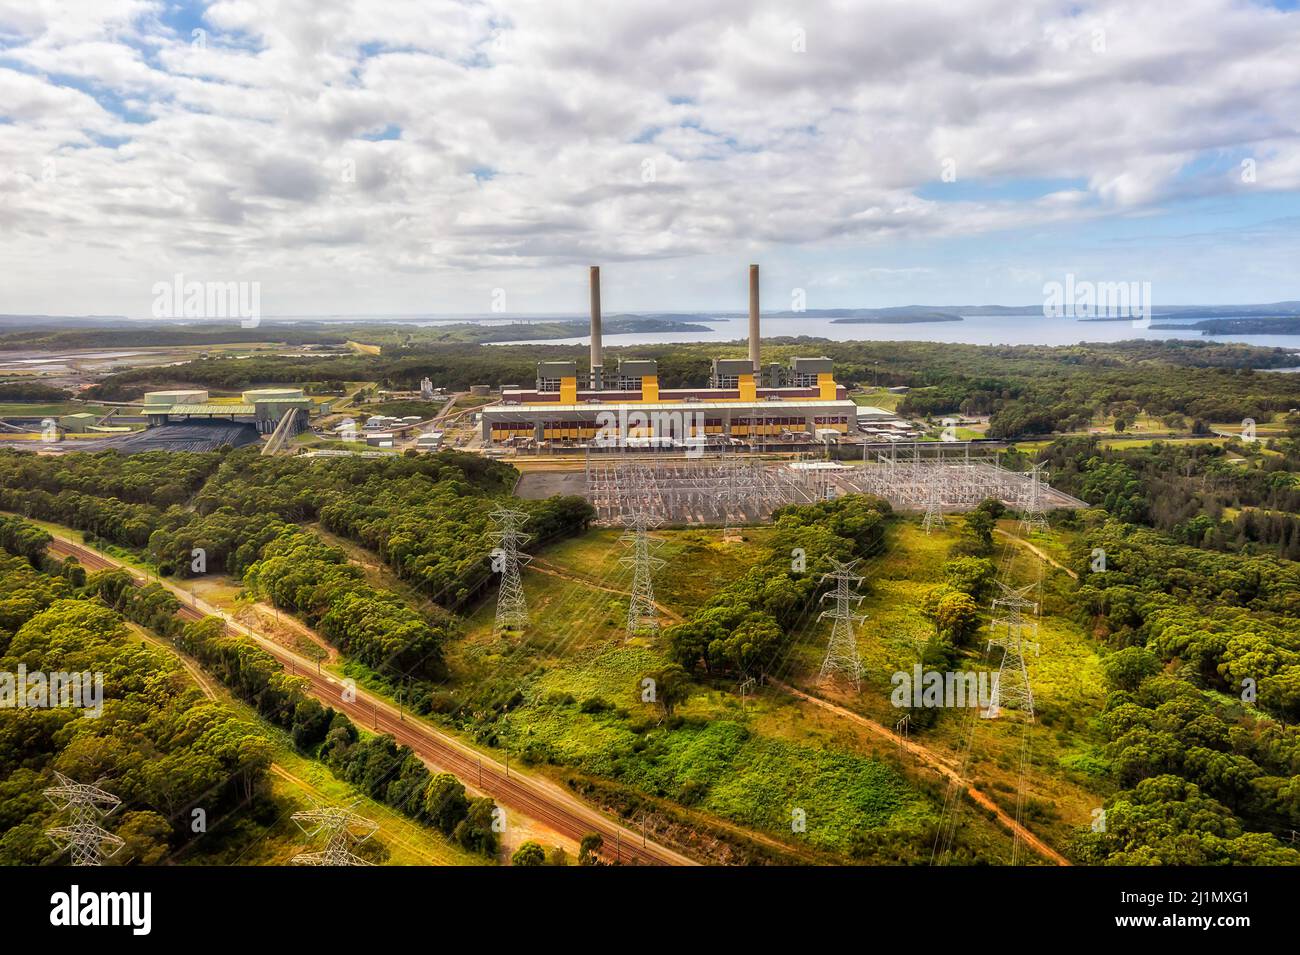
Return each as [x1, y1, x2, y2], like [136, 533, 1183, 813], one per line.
[589, 266, 603, 390]
[748, 263, 761, 373]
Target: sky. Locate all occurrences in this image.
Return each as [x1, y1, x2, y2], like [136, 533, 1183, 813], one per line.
[2, 0, 1300, 318]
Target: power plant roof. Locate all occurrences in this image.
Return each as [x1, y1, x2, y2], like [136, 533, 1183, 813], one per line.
[146, 403, 257, 415]
[484, 398, 854, 414]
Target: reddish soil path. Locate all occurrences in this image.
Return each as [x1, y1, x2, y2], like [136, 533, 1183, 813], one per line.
[770, 679, 1069, 866]
[994, 528, 1077, 579]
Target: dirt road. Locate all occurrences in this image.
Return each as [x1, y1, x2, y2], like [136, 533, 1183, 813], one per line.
[771, 679, 1069, 866]
[994, 528, 1078, 579]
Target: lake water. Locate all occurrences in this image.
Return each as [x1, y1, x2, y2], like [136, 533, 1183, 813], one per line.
[487, 314, 1300, 351]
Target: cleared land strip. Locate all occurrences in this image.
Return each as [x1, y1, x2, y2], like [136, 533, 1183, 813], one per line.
[527, 556, 685, 624]
[45, 534, 697, 866]
[993, 528, 1078, 579]
[507, 535, 1067, 866]
[266, 765, 468, 866]
[769, 680, 1069, 866]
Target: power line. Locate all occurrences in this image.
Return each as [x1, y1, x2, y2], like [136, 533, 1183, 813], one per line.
[920, 467, 946, 533]
[585, 449, 824, 527]
[984, 581, 1040, 721]
[843, 443, 1086, 512]
[619, 509, 666, 638]
[43, 772, 125, 866]
[817, 558, 868, 691]
[487, 504, 532, 634]
[290, 801, 379, 866]
[1017, 461, 1051, 536]
[716, 450, 743, 540]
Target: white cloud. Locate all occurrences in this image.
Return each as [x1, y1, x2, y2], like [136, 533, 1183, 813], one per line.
[1, 0, 1299, 314]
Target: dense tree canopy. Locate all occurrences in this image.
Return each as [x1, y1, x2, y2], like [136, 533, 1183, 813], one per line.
[667, 495, 890, 676]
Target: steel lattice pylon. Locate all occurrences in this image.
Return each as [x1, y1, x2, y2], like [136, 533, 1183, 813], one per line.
[290, 801, 379, 866]
[728, 452, 744, 536]
[1017, 462, 1051, 536]
[984, 582, 1040, 720]
[488, 504, 532, 634]
[620, 510, 666, 637]
[44, 772, 125, 866]
[920, 467, 946, 533]
[817, 558, 868, 691]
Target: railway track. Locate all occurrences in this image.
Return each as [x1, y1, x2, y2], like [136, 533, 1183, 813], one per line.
[47, 535, 695, 866]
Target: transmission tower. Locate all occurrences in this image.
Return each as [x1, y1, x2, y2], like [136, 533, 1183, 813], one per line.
[817, 558, 868, 691]
[487, 505, 532, 634]
[620, 510, 666, 637]
[1017, 462, 1051, 535]
[984, 582, 1040, 720]
[43, 772, 125, 866]
[920, 468, 946, 533]
[290, 801, 379, 865]
[716, 450, 742, 540]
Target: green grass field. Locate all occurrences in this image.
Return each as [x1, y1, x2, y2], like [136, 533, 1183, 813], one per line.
[0, 401, 113, 417]
[851, 387, 906, 412]
[442, 512, 1107, 862]
[792, 519, 1109, 851]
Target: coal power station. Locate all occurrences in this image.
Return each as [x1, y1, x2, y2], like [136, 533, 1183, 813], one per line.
[481, 265, 858, 448]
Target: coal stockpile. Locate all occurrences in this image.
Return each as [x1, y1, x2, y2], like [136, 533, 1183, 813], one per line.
[97, 421, 260, 453]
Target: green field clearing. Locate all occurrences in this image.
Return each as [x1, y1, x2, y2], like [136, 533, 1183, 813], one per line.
[1095, 436, 1223, 449]
[0, 402, 113, 417]
[779, 519, 1110, 850]
[996, 519, 1083, 567]
[443, 513, 1103, 862]
[851, 388, 904, 411]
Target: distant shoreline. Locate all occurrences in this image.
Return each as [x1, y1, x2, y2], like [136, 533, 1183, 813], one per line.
[1148, 316, 1300, 335]
[830, 314, 963, 325]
